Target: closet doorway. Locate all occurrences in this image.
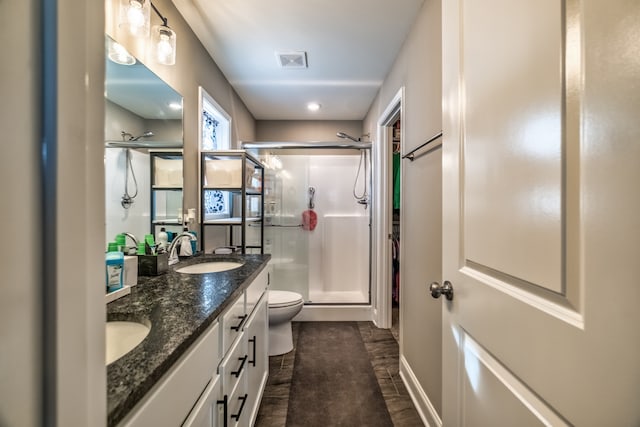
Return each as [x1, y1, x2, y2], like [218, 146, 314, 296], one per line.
[390, 118, 401, 342]
[373, 88, 403, 333]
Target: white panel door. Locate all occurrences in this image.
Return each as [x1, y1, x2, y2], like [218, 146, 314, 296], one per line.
[441, 0, 640, 425]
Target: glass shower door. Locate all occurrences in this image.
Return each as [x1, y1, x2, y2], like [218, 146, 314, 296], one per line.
[263, 161, 310, 301]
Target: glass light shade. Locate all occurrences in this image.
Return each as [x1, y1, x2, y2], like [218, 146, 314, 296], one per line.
[119, 0, 150, 37]
[107, 41, 136, 65]
[152, 25, 176, 65]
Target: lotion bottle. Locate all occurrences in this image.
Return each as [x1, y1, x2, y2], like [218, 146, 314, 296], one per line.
[157, 227, 169, 251]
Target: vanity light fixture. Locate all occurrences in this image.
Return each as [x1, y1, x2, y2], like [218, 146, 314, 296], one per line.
[119, 0, 150, 37]
[118, 0, 177, 66]
[150, 3, 177, 65]
[307, 102, 321, 112]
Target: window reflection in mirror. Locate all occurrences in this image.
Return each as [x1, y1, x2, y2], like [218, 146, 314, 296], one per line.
[104, 35, 184, 251]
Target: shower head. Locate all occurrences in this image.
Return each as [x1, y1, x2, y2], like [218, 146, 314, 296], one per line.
[121, 130, 154, 141]
[131, 131, 154, 141]
[336, 132, 360, 142]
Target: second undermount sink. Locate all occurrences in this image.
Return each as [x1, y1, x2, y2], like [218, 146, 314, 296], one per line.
[175, 261, 244, 274]
[106, 321, 150, 365]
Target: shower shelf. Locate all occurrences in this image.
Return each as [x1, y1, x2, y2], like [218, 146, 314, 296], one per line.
[150, 151, 184, 237]
[200, 150, 264, 254]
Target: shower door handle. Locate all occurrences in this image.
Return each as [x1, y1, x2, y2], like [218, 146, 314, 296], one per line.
[429, 281, 454, 301]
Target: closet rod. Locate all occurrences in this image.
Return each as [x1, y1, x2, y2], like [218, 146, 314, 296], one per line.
[401, 131, 443, 161]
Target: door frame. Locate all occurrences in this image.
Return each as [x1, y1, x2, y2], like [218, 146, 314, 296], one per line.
[373, 87, 404, 329]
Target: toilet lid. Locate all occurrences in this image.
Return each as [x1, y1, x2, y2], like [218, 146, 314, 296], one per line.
[269, 290, 303, 308]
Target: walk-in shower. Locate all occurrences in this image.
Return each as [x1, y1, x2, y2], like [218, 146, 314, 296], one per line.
[244, 140, 372, 306]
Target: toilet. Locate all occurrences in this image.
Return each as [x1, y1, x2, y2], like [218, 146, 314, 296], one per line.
[268, 290, 304, 356]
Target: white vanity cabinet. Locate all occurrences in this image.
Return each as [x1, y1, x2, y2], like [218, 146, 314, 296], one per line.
[218, 267, 269, 427]
[244, 293, 269, 426]
[117, 266, 269, 427]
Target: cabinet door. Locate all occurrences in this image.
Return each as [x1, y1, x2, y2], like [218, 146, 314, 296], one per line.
[244, 294, 269, 426]
[121, 322, 219, 427]
[182, 375, 221, 427]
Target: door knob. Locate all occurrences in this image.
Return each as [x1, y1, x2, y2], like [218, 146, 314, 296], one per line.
[429, 281, 454, 300]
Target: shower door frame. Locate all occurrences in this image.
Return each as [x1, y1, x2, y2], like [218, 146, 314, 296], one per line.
[243, 143, 374, 308]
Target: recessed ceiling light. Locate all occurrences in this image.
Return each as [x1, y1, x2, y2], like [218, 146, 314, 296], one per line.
[307, 102, 321, 112]
[168, 102, 182, 110]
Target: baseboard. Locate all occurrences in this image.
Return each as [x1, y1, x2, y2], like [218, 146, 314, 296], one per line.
[399, 355, 442, 427]
[293, 305, 373, 322]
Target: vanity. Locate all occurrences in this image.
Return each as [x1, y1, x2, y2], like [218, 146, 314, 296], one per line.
[107, 254, 270, 427]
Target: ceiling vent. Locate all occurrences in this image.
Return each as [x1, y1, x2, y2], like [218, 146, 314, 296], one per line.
[276, 51, 308, 68]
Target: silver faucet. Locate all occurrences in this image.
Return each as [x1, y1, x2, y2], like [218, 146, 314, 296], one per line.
[168, 232, 197, 265]
[123, 232, 139, 255]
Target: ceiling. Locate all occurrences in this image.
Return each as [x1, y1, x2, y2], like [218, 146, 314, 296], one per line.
[174, 0, 424, 120]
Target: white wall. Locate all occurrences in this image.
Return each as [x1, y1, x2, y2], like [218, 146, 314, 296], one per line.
[256, 120, 363, 142]
[1, 0, 43, 425]
[105, 148, 151, 245]
[56, 0, 107, 424]
[307, 156, 370, 303]
[364, 0, 443, 424]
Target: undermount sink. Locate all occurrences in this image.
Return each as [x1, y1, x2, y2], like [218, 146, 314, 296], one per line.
[106, 321, 151, 365]
[175, 261, 244, 274]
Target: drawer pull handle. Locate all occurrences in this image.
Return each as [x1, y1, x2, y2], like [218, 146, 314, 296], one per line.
[230, 314, 247, 331]
[231, 394, 248, 421]
[216, 395, 228, 427]
[231, 355, 248, 377]
[249, 336, 257, 366]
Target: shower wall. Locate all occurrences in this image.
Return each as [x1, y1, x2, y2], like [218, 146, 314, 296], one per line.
[105, 148, 151, 246]
[264, 153, 370, 304]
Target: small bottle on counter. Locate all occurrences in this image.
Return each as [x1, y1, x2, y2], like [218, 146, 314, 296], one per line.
[157, 227, 169, 252]
[179, 225, 193, 256]
[106, 251, 124, 293]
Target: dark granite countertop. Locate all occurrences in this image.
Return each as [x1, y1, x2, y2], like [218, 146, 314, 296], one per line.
[106, 253, 270, 427]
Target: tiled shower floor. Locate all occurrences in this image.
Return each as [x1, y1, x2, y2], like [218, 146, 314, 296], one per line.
[255, 321, 423, 426]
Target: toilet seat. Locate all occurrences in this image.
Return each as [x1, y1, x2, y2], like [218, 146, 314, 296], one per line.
[269, 290, 303, 308]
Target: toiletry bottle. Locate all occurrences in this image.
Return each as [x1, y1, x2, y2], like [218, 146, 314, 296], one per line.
[189, 229, 197, 254]
[106, 251, 124, 293]
[179, 225, 193, 256]
[157, 227, 169, 251]
[115, 233, 126, 253]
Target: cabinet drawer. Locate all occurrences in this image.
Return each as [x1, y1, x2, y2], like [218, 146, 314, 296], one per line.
[245, 267, 269, 315]
[219, 330, 248, 393]
[222, 293, 246, 354]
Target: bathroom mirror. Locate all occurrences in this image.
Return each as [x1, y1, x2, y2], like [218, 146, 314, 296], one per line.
[104, 35, 184, 251]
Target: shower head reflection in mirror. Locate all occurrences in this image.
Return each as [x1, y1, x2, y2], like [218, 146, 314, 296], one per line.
[121, 130, 154, 141]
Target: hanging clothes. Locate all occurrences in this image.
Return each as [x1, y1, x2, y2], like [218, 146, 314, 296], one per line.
[393, 151, 401, 210]
[391, 227, 400, 304]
